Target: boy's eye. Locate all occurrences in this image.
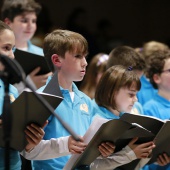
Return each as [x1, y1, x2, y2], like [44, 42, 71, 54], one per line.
[75, 54, 88, 59]
[75, 55, 83, 59]
[32, 19, 37, 23]
[129, 93, 135, 97]
[21, 19, 27, 23]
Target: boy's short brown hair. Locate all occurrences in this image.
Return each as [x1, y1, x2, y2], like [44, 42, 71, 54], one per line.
[107, 46, 145, 71]
[95, 65, 141, 109]
[1, 0, 41, 21]
[43, 29, 88, 72]
[146, 51, 170, 89]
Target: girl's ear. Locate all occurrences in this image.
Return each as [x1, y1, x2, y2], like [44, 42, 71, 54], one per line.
[153, 73, 161, 85]
[51, 54, 62, 67]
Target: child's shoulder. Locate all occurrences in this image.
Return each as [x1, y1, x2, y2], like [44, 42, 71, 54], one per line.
[28, 41, 43, 56]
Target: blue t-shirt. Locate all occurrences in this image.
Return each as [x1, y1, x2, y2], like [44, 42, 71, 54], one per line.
[0, 80, 20, 170]
[137, 75, 157, 106]
[142, 93, 170, 170]
[32, 79, 95, 170]
[92, 100, 120, 120]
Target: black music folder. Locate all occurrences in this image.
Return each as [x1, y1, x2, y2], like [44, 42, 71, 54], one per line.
[14, 49, 51, 75]
[64, 116, 154, 170]
[0, 89, 63, 151]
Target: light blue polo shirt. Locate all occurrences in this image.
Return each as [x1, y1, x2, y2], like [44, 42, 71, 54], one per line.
[32, 78, 95, 170]
[137, 75, 157, 106]
[27, 40, 44, 56]
[0, 80, 20, 170]
[142, 93, 170, 170]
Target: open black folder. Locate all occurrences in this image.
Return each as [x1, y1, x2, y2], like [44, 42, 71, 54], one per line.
[119, 113, 170, 168]
[14, 49, 51, 75]
[64, 116, 155, 170]
[0, 89, 63, 152]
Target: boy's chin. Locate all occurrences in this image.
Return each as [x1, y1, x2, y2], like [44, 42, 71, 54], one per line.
[74, 78, 84, 82]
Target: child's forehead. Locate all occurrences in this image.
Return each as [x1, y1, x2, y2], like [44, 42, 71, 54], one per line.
[163, 58, 170, 68]
[18, 11, 37, 18]
[68, 46, 88, 55]
[67, 50, 88, 57]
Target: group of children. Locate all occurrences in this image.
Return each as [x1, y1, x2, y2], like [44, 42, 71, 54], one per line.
[0, 0, 170, 170]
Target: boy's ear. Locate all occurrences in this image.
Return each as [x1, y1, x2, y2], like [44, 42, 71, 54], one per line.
[153, 74, 161, 85]
[4, 18, 12, 25]
[51, 54, 62, 67]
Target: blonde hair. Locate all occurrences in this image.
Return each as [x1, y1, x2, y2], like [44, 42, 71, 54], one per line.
[142, 41, 169, 59]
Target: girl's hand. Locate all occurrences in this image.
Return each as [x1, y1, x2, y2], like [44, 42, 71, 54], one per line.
[157, 153, 170, 166]
[98, 142, 115, 157]
[128, 137, 156, 158]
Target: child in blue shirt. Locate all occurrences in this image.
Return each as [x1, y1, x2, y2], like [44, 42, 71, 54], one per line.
[0, 20, 46, 170]
[1, 0, 51, 93]
[106, 46, 146, 115]
[143, 51, 170, 170]
[136, 41, 169, 106]
[90, 65, 155, 170]
[32, 29, 114, 170]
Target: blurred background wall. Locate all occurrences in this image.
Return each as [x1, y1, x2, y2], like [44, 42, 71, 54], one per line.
[1, 0, 170, 56]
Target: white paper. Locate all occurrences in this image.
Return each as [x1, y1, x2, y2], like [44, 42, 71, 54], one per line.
[63, 116, 108, 170]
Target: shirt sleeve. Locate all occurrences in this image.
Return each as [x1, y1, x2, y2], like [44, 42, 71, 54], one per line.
[90, 145, 137, 170]
[20, 136, 70, 160]
[134, 157, 151, 170]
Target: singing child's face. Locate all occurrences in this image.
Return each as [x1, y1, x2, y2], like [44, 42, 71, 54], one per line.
[157, 58, 170, 91]
[59, 50, 88, 83]
[8, 12, 37, 43]
[115, 84, 138, 113]
[0, 29, 15, 59]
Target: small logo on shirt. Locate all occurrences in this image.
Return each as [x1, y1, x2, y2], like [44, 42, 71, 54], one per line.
[10, 94, 15, 102]
[80, 103, 88, 113]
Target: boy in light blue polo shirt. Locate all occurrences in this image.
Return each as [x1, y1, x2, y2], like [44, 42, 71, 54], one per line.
[32, 29, 96, 170]
[1, 0, 51, 93]
[142, 51, 170, 170]
[32, 29, 115, 170]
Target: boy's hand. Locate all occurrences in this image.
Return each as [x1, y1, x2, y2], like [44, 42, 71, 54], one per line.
[157, 153, 170, 166]
[25, 120, 48, 152]
[29, 67, 52, 89]
[128, 137, 156, 158]
[98, 142, 115, 157]
[68, 136, 87, 154]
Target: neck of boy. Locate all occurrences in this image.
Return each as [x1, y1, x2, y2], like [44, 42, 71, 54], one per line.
[158, 88, 170, 101]
[58, 74, 73, 92]
[15, 39, 28, 49]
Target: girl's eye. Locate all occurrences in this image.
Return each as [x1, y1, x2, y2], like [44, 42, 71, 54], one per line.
[4, 46, 10, 51]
